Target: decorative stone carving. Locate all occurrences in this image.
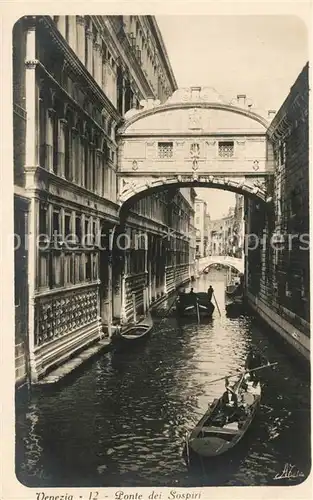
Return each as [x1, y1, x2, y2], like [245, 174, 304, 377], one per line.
[192, 159, 198, 171]
[190, 142, 200, 158]
[253, 178, 266, 191]
[188, 109, 202, 130]
[35, 287, 99, 346]
[118, 173, 268, 205]
[25, 59, 39, 69]
[139, 99, 161, 111]
[166, 86, 226, 105]
[253, 160, 260, 171]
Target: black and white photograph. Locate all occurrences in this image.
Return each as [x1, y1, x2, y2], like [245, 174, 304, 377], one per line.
[3, 2, 312, 498]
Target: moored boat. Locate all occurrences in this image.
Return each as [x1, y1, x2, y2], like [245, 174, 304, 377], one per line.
[184, 374, 261, 461]
[176, 292, 215, 318]
[111, 311, 153, 346]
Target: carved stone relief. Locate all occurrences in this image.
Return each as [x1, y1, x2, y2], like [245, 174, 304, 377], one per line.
[188, 108, 202, 130]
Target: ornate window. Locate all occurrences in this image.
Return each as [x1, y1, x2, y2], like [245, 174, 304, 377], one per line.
[218, 141, 234, 158]
[278, 140, 286, 166]
[190, 142, 200, 157]
[158, 142, 173, 159]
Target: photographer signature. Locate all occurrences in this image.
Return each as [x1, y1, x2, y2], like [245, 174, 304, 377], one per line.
[274, 463, 305, 481]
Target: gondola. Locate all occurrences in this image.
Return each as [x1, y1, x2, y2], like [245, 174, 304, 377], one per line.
[225, 283, 243, 298]
[111, 311, 153, 346]
[176, 292, 215, 317]
[225, 293, 244, 310]
[185, 374, 261, 461]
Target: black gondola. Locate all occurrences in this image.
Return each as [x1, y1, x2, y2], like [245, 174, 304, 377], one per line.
[184, 374, 261, 461]
[176, 292, 215, 317]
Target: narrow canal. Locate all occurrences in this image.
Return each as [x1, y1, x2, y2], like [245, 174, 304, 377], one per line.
[16, 271, 310, 488]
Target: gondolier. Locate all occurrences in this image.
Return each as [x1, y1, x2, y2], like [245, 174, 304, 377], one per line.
[207, 285, 214, 302]
[245, 348, 264, 381]
[184, 368, 263, 461]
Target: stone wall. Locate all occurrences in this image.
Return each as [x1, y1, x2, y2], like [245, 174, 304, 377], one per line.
[246, 63, 309, 359]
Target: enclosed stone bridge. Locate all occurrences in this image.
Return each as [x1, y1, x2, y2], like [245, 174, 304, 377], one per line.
[197, 255, 244, 274]
[116, 86, 274, 211]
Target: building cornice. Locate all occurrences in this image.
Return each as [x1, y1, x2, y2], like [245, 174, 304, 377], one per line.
[102, 17, 157, 99]
[35, 60, 117, 148]
[38, 16, 121, 123]
[119, 101, 269, 135]
[146, 16, 178, 92]
[267, 62, 309, 141]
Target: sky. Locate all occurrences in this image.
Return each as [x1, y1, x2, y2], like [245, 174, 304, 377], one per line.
[156, 14, 309, 219]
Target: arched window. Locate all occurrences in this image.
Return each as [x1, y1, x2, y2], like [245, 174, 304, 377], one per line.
[39, 90, 47, 168]
[64, 109, 73, 181]
[52, 105, 59, 175]
[84, 130, 89, 189]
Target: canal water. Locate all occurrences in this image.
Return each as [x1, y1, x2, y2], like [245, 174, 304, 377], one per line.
[16, 271, 310, 488]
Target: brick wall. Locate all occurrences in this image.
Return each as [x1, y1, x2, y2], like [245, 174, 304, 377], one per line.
[247, 63, 309, 338]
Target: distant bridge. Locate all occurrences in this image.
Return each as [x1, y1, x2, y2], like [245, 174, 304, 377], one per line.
[197, 255, 244, 274]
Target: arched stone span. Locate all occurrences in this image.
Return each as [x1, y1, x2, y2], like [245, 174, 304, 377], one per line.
[198, 255, 244, 275]
[117, 175, 269, 212]
[118, 101, 269, 135]
[117, 86, 275, 208]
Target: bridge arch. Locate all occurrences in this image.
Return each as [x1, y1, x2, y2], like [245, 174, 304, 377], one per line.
[118, 176, 268, 213]
[198, 256, 244, 275]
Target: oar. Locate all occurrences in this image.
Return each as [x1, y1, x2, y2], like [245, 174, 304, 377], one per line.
[213, 292, 221, 316]
[196, 299, 200, 324]
[185, 430, 190, 466]
[206, 362, 278, 386]
[158, 290, 179, 325]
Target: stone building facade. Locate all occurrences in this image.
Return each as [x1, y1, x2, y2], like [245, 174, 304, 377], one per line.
[13, 15, 197, 385]
[208, 207, 237, 257]
[246, 63, 309, 360]
[194, 197, 209, 258]
[233, 193, 245, 258]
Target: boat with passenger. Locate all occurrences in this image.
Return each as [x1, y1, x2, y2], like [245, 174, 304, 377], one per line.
[176, 290, 215, 318]
[184, 371, 262, 461]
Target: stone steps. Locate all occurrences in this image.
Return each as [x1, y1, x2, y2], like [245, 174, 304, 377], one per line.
[35, 338, 111, 387]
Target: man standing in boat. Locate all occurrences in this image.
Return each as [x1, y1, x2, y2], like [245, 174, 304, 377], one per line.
[207, 285, 214, 302]
[245, 348, 265, 382]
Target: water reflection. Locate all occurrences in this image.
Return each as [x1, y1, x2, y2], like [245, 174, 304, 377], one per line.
[16, 271, 310, 487]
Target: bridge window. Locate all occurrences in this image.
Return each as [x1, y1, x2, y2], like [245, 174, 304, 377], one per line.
[158, 142, 173, 159]
[218, 141, 234, 158]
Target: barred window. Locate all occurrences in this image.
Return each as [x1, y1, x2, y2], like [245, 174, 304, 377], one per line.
[218, 141, 234, 158]
[158, 142, 173, 159]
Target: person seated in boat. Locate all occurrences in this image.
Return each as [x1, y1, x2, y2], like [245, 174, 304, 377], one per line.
[240, 373, 261, 406]
[207, 285, 214, 302]
[189, 288, 195, 294]
[221, 377, 238, 411]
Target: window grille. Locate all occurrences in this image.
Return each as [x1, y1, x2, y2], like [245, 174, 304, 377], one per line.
[158, 142, 173, 159]
[218, 141, 234, 158]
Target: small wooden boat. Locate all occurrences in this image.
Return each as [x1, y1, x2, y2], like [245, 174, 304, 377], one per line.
[176, 292, 215, 317]
[225, 282, 243, 297]
[225, 293, 244, 311]
[185, 375, 261, 460]
[111, 312, 153, 345]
